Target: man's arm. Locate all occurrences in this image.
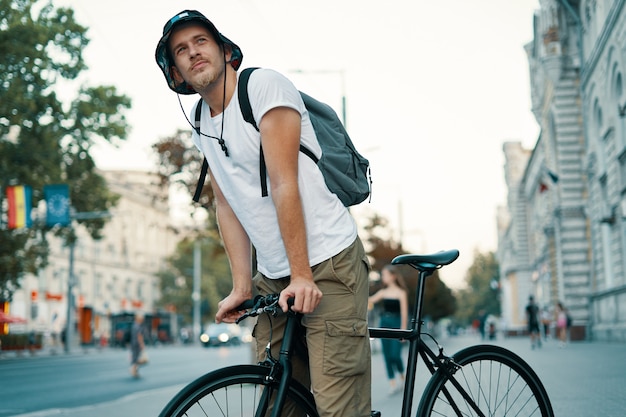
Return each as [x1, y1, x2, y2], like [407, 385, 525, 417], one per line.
[211, 169, 254, 323]
[259, 106, 322, 314]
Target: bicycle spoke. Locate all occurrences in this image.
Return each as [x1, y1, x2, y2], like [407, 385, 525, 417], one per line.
[181, 382, 266, 416]
[474, 360, 534, 416]
[420, 345, 553, 417]
[159, 365, 318, 417]
[209, 389, 226, 416]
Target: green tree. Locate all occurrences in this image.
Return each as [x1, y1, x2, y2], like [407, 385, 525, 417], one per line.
[157, 230, 231, 324]
[152, 128, 229, 323]
[362, 213, 456, 321]
[454, 250, 500, 327]
[152, 128, 212, 209]
[0, 0, 131, 301]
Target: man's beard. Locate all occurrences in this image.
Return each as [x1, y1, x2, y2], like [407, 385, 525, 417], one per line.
[189, 68, 222, 92]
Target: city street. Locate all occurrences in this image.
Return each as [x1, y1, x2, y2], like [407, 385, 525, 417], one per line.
[1, 333, 624, 417]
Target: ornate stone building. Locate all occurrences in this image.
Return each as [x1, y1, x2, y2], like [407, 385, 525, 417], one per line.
[580, 0, 626, 341]
[498, 0, 626, 341]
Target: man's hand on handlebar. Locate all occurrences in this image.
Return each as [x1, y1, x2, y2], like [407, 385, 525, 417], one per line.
[215, 291, 252, 323]
[279, 276, 322, 314]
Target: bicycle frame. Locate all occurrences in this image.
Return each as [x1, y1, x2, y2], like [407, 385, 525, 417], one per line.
[161, 248, 554, 417]
[255, 251, 460, 417]
[267, 307, 300, 416]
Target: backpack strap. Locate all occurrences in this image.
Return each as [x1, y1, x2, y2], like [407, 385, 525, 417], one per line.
[237, 68, 318, 198]
[193, 99, 208, 203]
[238, 68, 260, 130]
[193, 98, 203, 134]
[237, 68, 270, 197]
[298, 145, 319, 164]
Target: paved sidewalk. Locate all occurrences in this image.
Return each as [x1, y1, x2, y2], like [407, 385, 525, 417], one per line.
[435, 334, 624, 417]
[491, 334, 626, 417]
[368, 332, 626, 417]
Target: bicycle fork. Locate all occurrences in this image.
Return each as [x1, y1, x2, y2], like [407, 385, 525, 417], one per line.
[257, 311, 299, 417]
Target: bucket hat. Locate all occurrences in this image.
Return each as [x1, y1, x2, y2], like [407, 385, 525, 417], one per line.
[155, 10, 243, 95]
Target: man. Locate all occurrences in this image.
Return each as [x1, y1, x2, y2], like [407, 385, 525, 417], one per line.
[525, 295, 541, 349]
[155, 11, 371, 417]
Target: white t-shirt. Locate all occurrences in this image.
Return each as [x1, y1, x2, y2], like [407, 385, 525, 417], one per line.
[191, 68, 357, 278]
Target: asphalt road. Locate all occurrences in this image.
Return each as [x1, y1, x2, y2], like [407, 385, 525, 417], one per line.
[2, 333, 625, 416]
[0, 343, 253, 417]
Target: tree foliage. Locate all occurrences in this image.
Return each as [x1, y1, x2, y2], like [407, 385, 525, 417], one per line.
[157, 230, 231, 324]
[0, 0, 131, 301]
[152, 127, 227, 323]
[362, 213, 456, 321]
[152, 129, 212, 210]
[453, 250, 500, 326]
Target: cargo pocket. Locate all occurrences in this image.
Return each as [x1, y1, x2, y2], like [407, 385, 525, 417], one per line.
[323, 318, 369, 377]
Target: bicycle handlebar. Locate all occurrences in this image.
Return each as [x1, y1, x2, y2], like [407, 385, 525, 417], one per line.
[235, 294, 294, 324]
[236, 295, 268, 311]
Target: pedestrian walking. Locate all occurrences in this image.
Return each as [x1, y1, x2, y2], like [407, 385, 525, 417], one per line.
[130, 312, 147, 378]
[369, 265, 408, 395]
[525, 295, 541, 349]
[540, 306, 551, 341]
[556, 301, 569, 347]
[477, 309, 487, 340]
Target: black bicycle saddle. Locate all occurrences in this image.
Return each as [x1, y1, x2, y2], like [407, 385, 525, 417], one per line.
[391, 249, 460, 271]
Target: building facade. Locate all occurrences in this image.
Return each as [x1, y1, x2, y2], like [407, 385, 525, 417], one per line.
[6, 170, 180, 347]
[580, 0, 626, 341]
[498, 0, 626, 341]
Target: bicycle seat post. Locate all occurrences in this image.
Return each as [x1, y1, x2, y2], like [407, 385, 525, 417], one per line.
[391, 250, 459, 417]
[398, 268, 430, 417]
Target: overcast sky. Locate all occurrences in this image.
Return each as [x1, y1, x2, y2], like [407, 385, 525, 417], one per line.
[55, 0, 540, 288]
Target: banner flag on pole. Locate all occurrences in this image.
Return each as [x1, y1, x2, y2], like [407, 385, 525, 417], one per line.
[6, 185, 33, 229]
[44, 184, 71, 227]
[538, 166, 559, 194]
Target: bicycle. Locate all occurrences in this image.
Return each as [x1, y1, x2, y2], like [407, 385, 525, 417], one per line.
[159, 249, 554, 417]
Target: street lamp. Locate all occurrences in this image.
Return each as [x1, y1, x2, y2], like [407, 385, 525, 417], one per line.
[64, 210, 111, 354]
[289, 69, 347, 127]
[193, 240, 201, 343]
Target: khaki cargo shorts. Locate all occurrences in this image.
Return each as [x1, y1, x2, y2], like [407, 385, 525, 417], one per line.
[252, 237, 372, 417]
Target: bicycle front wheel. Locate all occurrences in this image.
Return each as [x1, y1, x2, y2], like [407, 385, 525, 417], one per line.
[418, 344, 554, 417]
[159, 364, 319, 417]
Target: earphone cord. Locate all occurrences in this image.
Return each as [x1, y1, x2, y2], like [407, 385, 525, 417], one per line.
[219, 58, 227, 152]
[176, 59, 230, 157]
[177, 95, 229, 157]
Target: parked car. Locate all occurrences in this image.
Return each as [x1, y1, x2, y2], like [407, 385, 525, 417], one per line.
[200, 322, 242, 347]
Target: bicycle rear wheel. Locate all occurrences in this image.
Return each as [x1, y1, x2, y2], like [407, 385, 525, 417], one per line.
[159, 364, 319, 417]
[418, 344, 554, 417]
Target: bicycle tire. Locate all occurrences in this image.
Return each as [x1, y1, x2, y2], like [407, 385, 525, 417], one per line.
[159, 364, 319, 417]
[418, 344, 554, 417]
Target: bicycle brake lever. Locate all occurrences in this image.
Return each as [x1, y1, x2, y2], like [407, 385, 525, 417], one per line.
[236, 306, 266, 324]
[264, 304, 281, 317]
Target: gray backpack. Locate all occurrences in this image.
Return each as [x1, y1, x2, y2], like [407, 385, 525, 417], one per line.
[192, 67, 371, 206]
